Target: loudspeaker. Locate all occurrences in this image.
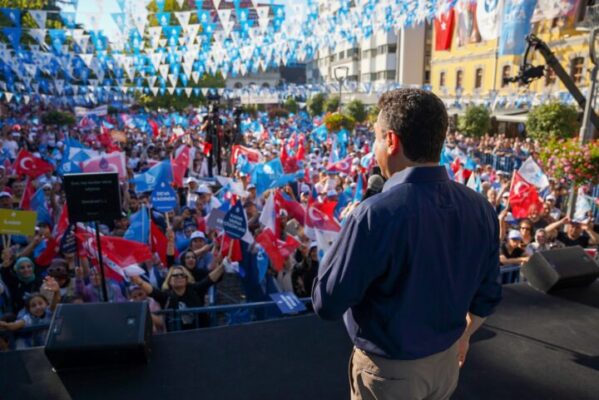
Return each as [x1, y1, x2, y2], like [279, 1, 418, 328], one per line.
[521, 246, 599, 293]
[45, 302, 152, 370]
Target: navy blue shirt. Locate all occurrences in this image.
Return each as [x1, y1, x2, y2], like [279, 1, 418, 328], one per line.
[312, 166, 501, 360]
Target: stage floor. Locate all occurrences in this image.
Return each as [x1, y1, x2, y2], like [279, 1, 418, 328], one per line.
[2, 282, 599, 400]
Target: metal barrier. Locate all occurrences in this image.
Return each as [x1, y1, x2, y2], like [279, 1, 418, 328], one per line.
[155, 297, 312, 332]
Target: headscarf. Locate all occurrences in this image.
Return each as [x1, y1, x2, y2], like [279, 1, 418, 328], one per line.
[13, 257, 35, 284]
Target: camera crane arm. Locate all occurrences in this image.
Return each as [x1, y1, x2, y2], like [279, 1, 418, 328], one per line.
[505, 34, 599, 132]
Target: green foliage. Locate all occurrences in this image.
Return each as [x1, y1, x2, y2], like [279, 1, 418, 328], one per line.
[241, 104, 258, 117]
[41, 110, 75, 126]
[268, 107, 289, 119]
[324, 112, 356, 132]
[307, 93, 326, 116]
[135, 92, 205, 111]
[345, 99, 367, 123]
[526, 102, 580, 143]
[367, 105, 380, 124]
[324, 95, 341, 113]
[458, 105, 491, 137]
[283, 97, 298, 114]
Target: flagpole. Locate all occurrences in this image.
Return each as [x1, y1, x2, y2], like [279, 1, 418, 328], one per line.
[95, 221, 109, 302]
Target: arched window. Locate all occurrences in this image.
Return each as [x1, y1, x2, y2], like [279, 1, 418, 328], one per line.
[501, 65, 511, 88]
[455, 70, 463, 90]
[474, 68, 483, 89]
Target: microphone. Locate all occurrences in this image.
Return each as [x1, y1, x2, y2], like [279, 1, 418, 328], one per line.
[363, 175, 385, 200]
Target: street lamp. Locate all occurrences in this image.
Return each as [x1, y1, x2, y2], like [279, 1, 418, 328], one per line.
[568, 5, 599, 218]
[334, 66, 349, 112]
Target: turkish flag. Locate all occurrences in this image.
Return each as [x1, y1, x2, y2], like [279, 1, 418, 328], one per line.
[149, 119, 160, 137]
[220, 234, 243, 262]
[296, 141, 305, 161]
[13, 150, 54, 178]
[201, 142, 212, 157]
[230, 145, 260, 165]
[172, 145, 190, 187]
[326, 156, 353, 175]
[434, 9, 455, 51]
[306, 201, 341, 232]
[19, 178, 35, 210]
[508, 172, 543, 219]
[150, 220, 169, 266]
[255, 228, 301, 272]
[274, 191, 306, 224]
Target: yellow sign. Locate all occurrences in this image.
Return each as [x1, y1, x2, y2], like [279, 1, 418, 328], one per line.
[0, 209, 38, 236]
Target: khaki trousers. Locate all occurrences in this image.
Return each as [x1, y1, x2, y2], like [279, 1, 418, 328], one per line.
[349, 342, 460, 400]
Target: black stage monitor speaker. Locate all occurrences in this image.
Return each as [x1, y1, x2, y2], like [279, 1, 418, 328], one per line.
[521, 246, 599, 293]
[45, 302, 152, 370]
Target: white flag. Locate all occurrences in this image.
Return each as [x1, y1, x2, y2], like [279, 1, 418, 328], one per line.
[518, 156, 550, 190]
[476, 0, 503, 41]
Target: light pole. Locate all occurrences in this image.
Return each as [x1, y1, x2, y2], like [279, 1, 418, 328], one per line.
[334, 66, 349, 112]
[568, 5, 599, 218]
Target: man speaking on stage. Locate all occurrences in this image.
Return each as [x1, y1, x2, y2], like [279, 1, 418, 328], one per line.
[312, 89, 502, 400]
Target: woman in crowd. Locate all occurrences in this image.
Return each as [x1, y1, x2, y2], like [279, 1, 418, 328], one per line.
[0, 276, 60, 349]
[74, 266, 127, 303]
[0, 253, 42, 313]
[129, 256, 224, 331]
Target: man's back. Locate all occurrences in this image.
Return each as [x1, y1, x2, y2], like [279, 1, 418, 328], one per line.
[313, 166, 501, 359]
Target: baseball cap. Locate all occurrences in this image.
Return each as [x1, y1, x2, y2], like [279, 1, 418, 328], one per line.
[189, 231, 206, 241]
[195, 185, 211, 194]
[545, 194, 556, 201]
[508, 230, 522, 241]
[0, 191, 12, 199]
[247, 183, 256, 190]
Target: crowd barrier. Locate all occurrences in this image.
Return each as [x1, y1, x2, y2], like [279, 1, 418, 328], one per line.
[2, 267, 525, 351]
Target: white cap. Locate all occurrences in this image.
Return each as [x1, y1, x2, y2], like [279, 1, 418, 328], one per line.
[184, 177, 199, 186]
[545, 194, 556, 201]
[190, 231, 206, 241]
[195, 185, 211, 194]
[247, 183, 256, 190]
[0, 191, 12, 198]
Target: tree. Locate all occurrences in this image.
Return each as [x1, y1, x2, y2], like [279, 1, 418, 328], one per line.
[526, 102, 580, 142]
[283, 97, 298, 114]
[367, 105, 379, 124]
[324, 95, 340, 113]
[458, 105, 491, 137]
[307, 93, 326, 116]
[346, 99, 367, 123]
[41, 110, 75, 126]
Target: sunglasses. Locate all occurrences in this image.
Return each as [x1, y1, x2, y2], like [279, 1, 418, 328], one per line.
[171, 273, 187, 279]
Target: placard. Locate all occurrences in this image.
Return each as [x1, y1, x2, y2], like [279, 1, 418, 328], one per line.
[151, 181, 177, 213]
[270, 292, 307, 315]
[63, 173, 122, 223]
[0, 209, 37, 236]
[222, 201, 247, 239]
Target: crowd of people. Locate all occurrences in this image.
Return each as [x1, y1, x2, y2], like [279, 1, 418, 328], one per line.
[0, 100, 597, 352]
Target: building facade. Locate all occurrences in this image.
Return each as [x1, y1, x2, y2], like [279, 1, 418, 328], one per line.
[430, 4, 595, 124]
[306, 1, 432, 105]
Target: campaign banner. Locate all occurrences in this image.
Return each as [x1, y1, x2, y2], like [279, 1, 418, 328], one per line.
[270, 292, 307, 314]
[223, 201, 247, 240]
[0, 209, 37, 236]
[151, 181, 178, 213]
[499, 0, 536, 55]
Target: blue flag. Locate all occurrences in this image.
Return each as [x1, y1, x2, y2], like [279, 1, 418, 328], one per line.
[124, 205, 150, 244]
[130, 160, 173, 193]
[354, 174, 364, 202]
[251, 158, 284, 195]
[31, 188, 52, 225]
[499, 0, 536, 56]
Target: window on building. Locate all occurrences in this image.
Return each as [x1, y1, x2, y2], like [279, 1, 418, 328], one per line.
[370, 48, 378, 57]
[439, 71, 446, 87]
[545, 66, 557, 86]
[361, 73, 371, 82]
[570, 57, 584, 84]
[455, 70, 463, 90]
[339, 50, 345, 59]
[385, 70, 396, 80]
[329, 54, 336, 62]
[370, 72, 377, 81]
[362, 49, 369, 58]
[424, 70, 430, 84]
[501, 65, 511, 88]
[347, 75, 358, 82]
[474, 68, 483, 89]
[377, 45, 387, 54]
[388, 44, 397, 54]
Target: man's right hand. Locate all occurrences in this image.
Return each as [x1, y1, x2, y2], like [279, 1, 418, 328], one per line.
[457, 333, 470, 368]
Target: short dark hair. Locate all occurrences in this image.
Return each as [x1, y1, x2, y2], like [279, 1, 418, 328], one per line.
[377, 88, 448, 162]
